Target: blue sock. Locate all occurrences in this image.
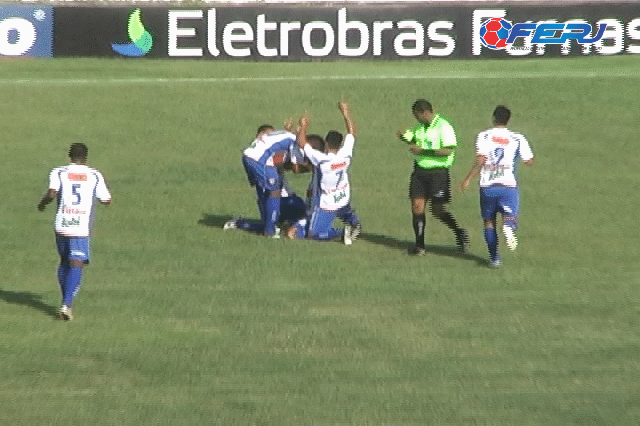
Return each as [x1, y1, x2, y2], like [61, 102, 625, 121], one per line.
[63, 267, 83, 306]
[483, 228, 499, 261]
[57, 263, 70, 294]
[237, 218, 264, 233]
[256, 187, 267, 223]
[264, 197, 280, 236]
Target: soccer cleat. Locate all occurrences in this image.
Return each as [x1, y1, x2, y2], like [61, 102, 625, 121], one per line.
[270, 226, 281, 239]
[408, 245, 426, 256]
[503, 226, 518, 251]
[343, 225, 353, 245]
[349, 223, 362, 241]
[57, 305, 73, 321]
[223, 217, 239, 230]
[488, 258, 502, 268]
[455, 229, 470, 252]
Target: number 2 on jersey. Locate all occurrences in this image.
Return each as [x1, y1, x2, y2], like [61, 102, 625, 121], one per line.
[335, 170, 344, 188]
[493, 147, 504, 165]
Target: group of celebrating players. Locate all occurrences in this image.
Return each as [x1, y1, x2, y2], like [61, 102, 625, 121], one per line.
[225, 98, 534, 270]
[224, 100, 362, 244]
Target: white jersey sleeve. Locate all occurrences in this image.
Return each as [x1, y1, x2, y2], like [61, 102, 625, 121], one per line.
[289, 144, 305, 165]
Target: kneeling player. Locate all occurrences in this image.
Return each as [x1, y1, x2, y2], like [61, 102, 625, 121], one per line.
[288, 101, 361, 244]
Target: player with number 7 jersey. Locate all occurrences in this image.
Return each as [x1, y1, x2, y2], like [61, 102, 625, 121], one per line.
[290, 100, 361, 244]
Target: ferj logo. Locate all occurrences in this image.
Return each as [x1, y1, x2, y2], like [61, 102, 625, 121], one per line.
[111, 8, 152, 56]
[479, 17, 607, 51]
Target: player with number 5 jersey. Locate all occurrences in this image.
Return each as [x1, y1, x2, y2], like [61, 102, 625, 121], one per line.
[459, 106, 534, 267]
[38, 143, 112, 320]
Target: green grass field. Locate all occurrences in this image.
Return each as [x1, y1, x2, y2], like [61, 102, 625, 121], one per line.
[1, 56, 639, 425]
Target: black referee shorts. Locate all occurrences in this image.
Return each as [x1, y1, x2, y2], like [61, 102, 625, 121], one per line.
[409, 166, 451, 203]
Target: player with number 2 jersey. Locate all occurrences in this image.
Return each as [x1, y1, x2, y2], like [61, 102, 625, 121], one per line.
[459, 106, 534, 267]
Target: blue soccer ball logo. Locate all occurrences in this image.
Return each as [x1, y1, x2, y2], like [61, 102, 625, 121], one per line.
[479, 18, 513, 50]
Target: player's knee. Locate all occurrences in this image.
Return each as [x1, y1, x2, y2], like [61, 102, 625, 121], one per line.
[69, 259, 84, 269]
[411, 199, 425, 214]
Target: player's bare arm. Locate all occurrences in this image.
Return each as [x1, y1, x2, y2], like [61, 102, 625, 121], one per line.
[284, 117, 295, 132]
[458, 154, 487, 192]
[37, 189, 57, 211]
[339, 100, 356, 137]
[296, 113, 311, 148]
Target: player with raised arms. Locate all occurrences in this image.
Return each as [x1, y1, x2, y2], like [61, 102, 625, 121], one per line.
[458, 105, 534, 267]
[289, 100, 361, 244]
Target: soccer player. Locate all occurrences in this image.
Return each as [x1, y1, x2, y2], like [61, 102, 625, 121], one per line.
[37, 143, 112, 320]
[240, 123, 305, 238]
[458, 105, 534, 267]
[291, 101, 361, 244]
[398, 99, 468, 255]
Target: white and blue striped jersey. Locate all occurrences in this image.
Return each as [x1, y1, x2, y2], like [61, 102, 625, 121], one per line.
[476, 127, 533, 188]
[48, 163, 111, 237]
[243, 130, 303, 167]
[304, 134, 354, 211]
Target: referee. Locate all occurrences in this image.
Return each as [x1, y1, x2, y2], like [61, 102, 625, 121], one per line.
[398, 99, 469, 255]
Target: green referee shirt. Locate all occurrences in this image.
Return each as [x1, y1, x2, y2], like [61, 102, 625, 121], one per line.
[403, 114, 457, 169]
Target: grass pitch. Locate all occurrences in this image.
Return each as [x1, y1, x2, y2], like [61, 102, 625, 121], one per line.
[1, 56, 639, 425]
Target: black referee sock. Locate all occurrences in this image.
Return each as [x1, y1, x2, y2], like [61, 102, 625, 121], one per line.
[412, 213, 426, 248]
[439, 212, 460, 232]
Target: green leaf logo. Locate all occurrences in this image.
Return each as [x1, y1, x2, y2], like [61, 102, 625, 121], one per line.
[112, 8, 153, 57]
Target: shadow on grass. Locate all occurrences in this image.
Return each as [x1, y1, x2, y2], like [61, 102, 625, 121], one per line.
[200, 213, 488, 264]
[198, 213, 236, 229]
[198, 214, 263, 234]
[360, 232, 488, 265]
[0, 289, 58, 318]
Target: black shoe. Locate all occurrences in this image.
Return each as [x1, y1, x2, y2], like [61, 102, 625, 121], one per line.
[408, 245, 426, 256]
[455, 229, 469, 252]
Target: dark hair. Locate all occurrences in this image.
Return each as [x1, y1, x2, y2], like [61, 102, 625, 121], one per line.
[306, 134, 325, 152]
[325, 130, 343, 150]
[68, 143, 88, 160]
[256, 124, 274, 136]
[412, 99, 433, 113]
[493, 106, 511, 125]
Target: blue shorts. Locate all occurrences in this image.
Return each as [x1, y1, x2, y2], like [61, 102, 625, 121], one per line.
[308, 207, 341, 240]
[242, 156, 282, 192]
[305, 203, 358, 240]
[480, 186, 519, 224]
[56, 234, 90, 263]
